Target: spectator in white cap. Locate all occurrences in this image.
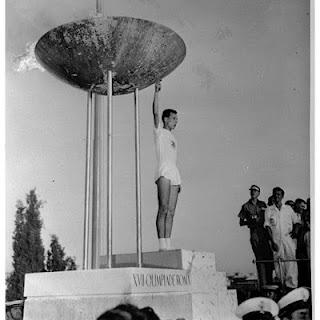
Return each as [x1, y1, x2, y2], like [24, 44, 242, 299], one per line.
[278, 287, 311, 320]
[238, 185, 274, 286]
[236, 297, 279, 320]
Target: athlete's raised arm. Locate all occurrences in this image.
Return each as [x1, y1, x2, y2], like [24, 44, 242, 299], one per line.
[153, 81, 161, 128]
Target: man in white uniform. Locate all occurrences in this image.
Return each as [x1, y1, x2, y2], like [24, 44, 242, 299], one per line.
[152, 81, 181, 251]
[264, 187, 300, 289]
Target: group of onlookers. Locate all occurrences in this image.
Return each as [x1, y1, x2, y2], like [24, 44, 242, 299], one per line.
[238, 185, 311, 290]
[96, 286, 311, 320]
[236, 286, 311, 320]
[284, 199, 310, 288]
[90, 183, 313, 320]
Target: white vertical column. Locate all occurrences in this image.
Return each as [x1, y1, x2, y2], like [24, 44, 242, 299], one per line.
[96, 0, 103, 15]
[83, 89, 94, 269]
[134, 88, 143, 267]
[91, 88, 110, 269]
[91, 0, 106, 270]
[106, 70, 113, 268]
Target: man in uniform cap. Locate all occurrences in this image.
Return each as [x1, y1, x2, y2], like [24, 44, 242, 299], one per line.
[238, 185, 274, 286]
[236, 297, 279, 320]
[278, 287, 311, 320]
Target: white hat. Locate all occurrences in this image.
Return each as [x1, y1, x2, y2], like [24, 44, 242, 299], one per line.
[236, 297, 279, 319]
[278, 287, 310, 318]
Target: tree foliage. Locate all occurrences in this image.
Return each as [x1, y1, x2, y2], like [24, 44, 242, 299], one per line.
[6, 189, 77, 302]
[6, 190, 45, 301]
[46, 234, 76, 272]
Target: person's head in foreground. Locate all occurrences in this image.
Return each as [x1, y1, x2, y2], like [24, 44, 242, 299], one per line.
[235, 297, 279, 320]
[278, 287, 311, 320]
[162, 109, 178, 131]
[97, 303, 161, 320]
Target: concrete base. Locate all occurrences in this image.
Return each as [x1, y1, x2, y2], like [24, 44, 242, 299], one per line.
[24, 293, 193, 320]
[24, 250, 238, 320]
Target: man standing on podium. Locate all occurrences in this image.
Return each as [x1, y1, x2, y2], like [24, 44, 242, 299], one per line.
[152, 81, 181, 251]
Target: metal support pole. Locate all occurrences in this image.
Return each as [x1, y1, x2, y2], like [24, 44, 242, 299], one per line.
[83, 89, 94, 269]
[134, 88, 143, 267]
[90, 0, 104, 270]
[96, 0, 103, 15]
[91, 93, 102, 269]
[106, 70, 113, 268]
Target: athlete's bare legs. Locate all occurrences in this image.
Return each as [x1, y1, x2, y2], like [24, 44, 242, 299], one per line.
[165, 185, 179, 238]
[156, 177, 180, 249]
[156, 177, 171, 239]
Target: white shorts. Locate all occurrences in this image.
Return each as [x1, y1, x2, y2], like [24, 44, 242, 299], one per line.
[155, 163, 181, 186]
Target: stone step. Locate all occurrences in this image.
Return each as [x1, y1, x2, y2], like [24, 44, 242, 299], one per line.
[100, 249, 216, 272]
[191, 288, 238, 320]
[24, 250, 237, 320]
[24, 268, 191, 297]
[217, 289, 238, 320]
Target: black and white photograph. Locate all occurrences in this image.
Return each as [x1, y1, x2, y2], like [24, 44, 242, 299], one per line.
[5, 0, 314, 319]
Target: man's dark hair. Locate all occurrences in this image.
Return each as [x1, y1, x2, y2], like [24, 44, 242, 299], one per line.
[162, 109, 177, 123]
[295, 198, 306, 206]
[267, 195, 274, 206]
[96, 303, 160, 320]
[294, 198, 307, 214]
[285, 200, 295, 207]
[272, 187, 285, 197]
[140, 307, 161, 320]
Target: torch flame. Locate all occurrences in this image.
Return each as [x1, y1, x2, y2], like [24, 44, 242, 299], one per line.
[13, 41, 45, 73]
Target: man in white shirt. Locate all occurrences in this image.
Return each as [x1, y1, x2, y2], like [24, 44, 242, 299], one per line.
[152, 81, 181, 251]
[264, 187, 300, 289]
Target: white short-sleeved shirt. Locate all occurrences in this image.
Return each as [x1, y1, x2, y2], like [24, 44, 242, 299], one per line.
[153, 126, 181, 185]
[264, 204, 300, 244]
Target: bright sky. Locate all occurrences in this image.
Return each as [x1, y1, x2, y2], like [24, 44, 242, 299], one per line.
[6, 0, 310, 275]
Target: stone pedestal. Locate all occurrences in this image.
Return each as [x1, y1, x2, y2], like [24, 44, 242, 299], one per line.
[23, 250, 238, 320]
[101, 249, 238, 320]
[100, 249, 216, 270]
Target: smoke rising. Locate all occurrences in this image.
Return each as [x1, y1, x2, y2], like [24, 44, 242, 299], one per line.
[13, 41, 45, 73]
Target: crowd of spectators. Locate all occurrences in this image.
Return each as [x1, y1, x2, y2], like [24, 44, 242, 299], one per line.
[238, 185, 311, 291]
[236, 286, 311, 319]
[96, 287, 312, 320]
[95, 189, 312, 320]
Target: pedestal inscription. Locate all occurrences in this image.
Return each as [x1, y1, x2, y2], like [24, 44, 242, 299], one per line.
[132, 273, 191, 288]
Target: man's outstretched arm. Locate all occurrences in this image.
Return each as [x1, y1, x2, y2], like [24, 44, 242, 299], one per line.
[153, 81, 161, 128]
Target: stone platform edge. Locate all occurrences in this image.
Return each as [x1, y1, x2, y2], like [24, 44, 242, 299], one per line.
[24, 267, 192, 297]
[100, 249, 216, 271]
